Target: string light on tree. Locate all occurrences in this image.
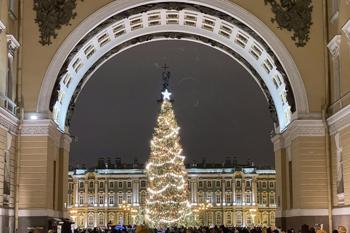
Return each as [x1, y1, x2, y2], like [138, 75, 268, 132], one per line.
[145, 66, 193, 227]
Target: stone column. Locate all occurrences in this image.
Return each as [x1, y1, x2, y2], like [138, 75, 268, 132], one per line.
[95, 180, 98, 206]
[272, 119, 329, 230]
[0, 107, 18, 233]
[17, 119, 72, 233]
[74, 179, 78, 206]
[328, 105, 350, 228]
[105, 178, 108, 205]
[252, 177, 256, 205]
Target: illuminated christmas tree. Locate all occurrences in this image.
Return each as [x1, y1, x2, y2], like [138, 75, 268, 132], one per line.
[145, 68, 192, 228]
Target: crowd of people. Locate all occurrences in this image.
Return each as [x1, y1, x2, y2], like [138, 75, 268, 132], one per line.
[70, 224, 347, 233]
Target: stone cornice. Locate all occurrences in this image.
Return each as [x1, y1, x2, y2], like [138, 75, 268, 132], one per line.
[342, 19, 350, 42]
[327, 35, 341, 57]
[0, 107, 19, 134]
[272, 119, 325, 151]
[0, 20, 5, 33]
[327, 104, 350, 135]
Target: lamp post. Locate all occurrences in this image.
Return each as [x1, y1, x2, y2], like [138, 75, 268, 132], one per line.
[196, 200, 212, 226]
[120, 201, 131, 225]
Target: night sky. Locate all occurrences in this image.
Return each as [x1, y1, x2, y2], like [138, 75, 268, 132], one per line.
[69, 40, 274, 168]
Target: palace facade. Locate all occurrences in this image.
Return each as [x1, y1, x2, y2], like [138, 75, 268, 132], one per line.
[67, 160, 276, 228]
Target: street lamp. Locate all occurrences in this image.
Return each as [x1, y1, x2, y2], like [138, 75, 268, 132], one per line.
[120, 201, 138, 225]
[120, 200, 131, 225]
[195, 200, 212, 226]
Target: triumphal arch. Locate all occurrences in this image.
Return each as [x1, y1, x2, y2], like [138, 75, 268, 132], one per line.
[0, 0, 350, 232]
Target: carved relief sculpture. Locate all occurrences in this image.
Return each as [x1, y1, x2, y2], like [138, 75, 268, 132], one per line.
[33, 0, 83, 45]
[264, 0, 313, 47]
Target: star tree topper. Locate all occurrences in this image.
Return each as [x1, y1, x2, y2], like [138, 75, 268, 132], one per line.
[161, 89, 172, 101]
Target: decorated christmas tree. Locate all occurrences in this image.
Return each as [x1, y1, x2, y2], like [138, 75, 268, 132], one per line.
[145, 68, 192, 228]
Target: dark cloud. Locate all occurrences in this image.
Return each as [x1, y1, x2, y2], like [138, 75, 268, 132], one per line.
[69, 40, 274, 168]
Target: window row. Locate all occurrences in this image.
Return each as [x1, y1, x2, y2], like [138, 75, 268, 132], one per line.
[197, 179, 253, 189]
[74, 180, 147, 189]
[76, 192, 134, 205]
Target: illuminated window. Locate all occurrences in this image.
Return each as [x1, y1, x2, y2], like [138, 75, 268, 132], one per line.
[88, 213, 94, 227]
[246, 180, 251, 188]
[236, 212, 242, 226]
[207, 192, 213, 203]
[226, 212, 232, 225]
[216, 192, 221, 204]
[269, 192, 275, 205]
[198, 191, 204, 203]
[208, 212, 213, 225]
[98, 213, 104, 226]
[140, 191, 146, 204]
[245, 192, 251, 204]
[88, 195, 94, 205]
[140, 180, 146, 187]
[225, 192, 232, 204]
[198, 181, 203, 188]
[262, 192, 267, 205]
[127, 192, 132, 204]
[215, 212, 222, 225]
[236, 180, 241, 188]
[79, 194, 84, 205]
[118, 193, 123, 204]
[99, 194, 104, 205]
[207, 181, 212, 188]
[109, 194, 115, 205]
[236, 193, 241, 204]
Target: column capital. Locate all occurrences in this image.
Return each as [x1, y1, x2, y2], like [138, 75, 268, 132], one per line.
[272, 119, 325, 150]
[327, 35, 341, 58]
[6, 34, 20, 56]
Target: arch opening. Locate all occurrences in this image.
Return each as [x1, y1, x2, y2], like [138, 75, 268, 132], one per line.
[38, 0, 309, 133]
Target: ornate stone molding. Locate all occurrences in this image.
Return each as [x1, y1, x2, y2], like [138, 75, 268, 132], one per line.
[6, 34, 20, 56]
[327, 35, 341, 58]
[0, 107, 19, 134]
[21, 118, 72, 150]
[33, 0, 83, 45]
[272, 119, 325, 150]
[0, 20, 5, 33]
[264, 0, 313, 47]
[21, 119, 62, 147]
[327, 104, 350, 135]
[342, 19, 350, 42]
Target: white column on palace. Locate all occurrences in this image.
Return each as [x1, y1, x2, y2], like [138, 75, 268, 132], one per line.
[95, 180, 98, 206]
[252, 177, 256, 205]
[84, 181, 88, 205]
[74, 179, 78, 206]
